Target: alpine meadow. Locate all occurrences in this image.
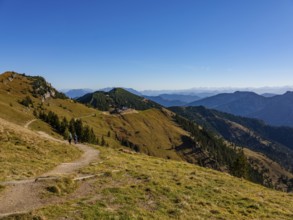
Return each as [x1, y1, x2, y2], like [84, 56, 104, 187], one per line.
[1, 1, 293, 219]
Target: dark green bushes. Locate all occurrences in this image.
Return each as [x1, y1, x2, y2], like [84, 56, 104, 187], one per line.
[37, 110, 98, 144]
[19, 96, 34, 107]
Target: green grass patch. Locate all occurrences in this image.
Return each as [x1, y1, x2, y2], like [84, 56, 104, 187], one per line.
[29, 119, 63, 139]
[34, 146, 293, 219]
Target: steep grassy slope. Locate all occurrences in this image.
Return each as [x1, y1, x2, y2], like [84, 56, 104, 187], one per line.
[43, 102, 198, 162]
[170, 106, 293, 169]
[0, 72, 194, 162]
[0, 72, 35, 125]
[0, 118, 81, 181]
[170, 106, 293, 190]
[42, 98, 253, 179]
[9, 146, 293, 220]
[0, 71, 66, 125]
[0, 72, 83, 181]
[0, 72, 184, 157]
[244, 148, 293, 190]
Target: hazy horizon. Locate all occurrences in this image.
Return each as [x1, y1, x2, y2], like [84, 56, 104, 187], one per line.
[61, 85, 293, 96]
[1, 0, 293, 90]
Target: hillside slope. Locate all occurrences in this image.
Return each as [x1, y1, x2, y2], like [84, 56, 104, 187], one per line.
[1, 71, 293, 219]
[5, 146, 293, 220]
[170, 106, 293, 190]
[0, 72, 263, 183]
[0, 117, 81, 182]
[75, 84, 257, 176]
[0, 72, 187, 161]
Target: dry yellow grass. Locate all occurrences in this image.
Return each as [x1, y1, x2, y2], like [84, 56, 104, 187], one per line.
[0, 118, 82, 181]
[24, 146, 293, 219]
[0, 72, 36, 125]
[0, 72, 191, 162]
[1, 72, 293, 219]
[45, 100, 189, 160]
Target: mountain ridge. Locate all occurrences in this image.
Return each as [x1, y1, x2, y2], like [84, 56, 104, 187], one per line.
[145, 94, 200, 107]
[188, 91, 293, 127]
[77, 88, 161, 111]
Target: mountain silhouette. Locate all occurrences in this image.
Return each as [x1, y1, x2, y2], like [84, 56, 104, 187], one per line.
[188, 91, 293, 127]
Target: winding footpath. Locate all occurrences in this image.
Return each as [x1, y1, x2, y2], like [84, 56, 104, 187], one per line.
[0, 119, 100, 218]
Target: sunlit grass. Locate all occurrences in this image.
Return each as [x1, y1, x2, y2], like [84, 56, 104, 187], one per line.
[35, 146, 293, 219]
[0, 118, 82, 181]
[1, 72, 293, 219]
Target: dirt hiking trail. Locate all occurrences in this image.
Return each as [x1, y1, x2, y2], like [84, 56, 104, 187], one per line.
[0, 119, 100, 218]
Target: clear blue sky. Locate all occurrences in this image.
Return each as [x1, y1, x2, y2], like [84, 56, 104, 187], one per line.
[1, 0, 293, 90]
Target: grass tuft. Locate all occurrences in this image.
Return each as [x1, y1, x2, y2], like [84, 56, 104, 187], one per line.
[45, 177, 78, 196]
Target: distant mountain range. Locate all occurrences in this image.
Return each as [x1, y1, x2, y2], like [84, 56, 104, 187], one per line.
[65, 88, 142, 99]
[188, 91, 293, 127]
[64, 89, 93, 98]
[140, 86, 293, 96]
[261, 93, 277, 98]
[64, 86, 293, 98]
[65, 88, 201, 107]
[65, 87, 291, 108]
[144, 94, 200, 107]
[66, 88, 293, 127]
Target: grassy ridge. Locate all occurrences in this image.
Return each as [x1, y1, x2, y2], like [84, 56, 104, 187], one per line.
[37, 94, 190, 160]
[0, 118, 82, 181]
[26, 146, 293, 219]
[77, 88, 161, 111]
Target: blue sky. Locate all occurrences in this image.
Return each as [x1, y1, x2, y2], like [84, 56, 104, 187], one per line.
[1, 0, 293, 90]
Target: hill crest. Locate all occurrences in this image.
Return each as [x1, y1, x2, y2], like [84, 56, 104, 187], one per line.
[0, 71, 67, 101]
[77, 87, 161, 112]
